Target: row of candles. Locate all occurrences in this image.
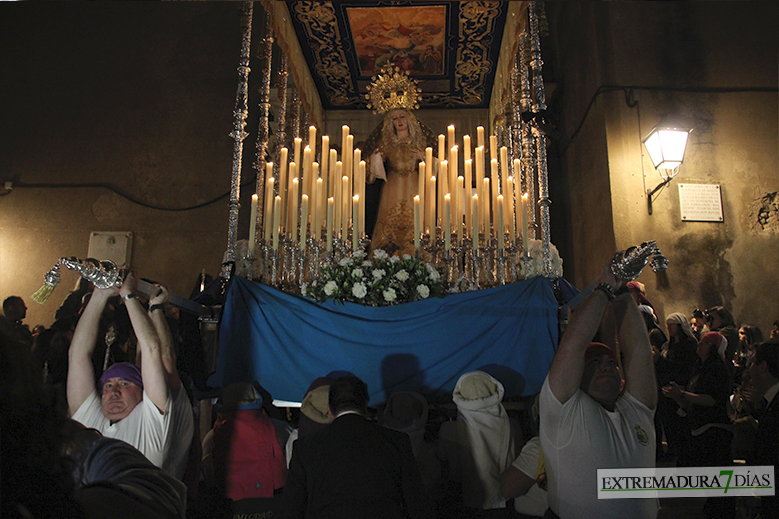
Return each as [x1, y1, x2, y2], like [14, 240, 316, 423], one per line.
[246, 123, 532, 259]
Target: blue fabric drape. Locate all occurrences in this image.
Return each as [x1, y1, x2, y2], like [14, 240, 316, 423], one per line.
[209, 276, 559, 406]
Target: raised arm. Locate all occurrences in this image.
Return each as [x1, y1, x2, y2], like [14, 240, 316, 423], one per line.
[547, 262, 627, 404]
[613, 293, 657, 409]
[147, 285, 182, 395]
[120, 272, 168, 414]
[67, 286, 117, 415]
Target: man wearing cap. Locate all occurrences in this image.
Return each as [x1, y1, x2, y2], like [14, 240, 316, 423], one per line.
[67, 271, 193, 478]
[539, 258, 657, 519]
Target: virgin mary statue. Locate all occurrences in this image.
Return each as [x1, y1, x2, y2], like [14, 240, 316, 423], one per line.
[363, 68, 436, 257]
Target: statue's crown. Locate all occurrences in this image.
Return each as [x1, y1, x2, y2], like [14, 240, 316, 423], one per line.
[365, 65, 420, 114]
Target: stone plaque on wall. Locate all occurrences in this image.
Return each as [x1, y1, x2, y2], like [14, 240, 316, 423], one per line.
[88, 231, 133, 268]
[678, 184, 724, 222]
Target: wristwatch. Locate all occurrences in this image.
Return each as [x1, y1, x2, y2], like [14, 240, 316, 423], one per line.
[594, 282, 616, 301]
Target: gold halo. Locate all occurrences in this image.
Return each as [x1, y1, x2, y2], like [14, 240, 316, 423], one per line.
[365, 65, 421, 114]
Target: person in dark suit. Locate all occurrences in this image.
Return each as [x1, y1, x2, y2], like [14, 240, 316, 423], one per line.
[281, 375, 435, 519]
[747, 342, 779, 518]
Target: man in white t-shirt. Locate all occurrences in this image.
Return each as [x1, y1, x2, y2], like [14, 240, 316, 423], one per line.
[539, 257, 658, 519]
[68, 272, 193, 480]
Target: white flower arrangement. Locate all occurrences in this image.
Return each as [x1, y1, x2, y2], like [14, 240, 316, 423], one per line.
[517, 239, 564, 279]
[306, 249, 446, 306]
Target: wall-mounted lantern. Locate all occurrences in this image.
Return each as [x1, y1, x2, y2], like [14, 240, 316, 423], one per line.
[643, 122, 692, 214]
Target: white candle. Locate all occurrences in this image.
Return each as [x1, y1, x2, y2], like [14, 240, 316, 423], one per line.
[341, 125, 349, 156]
[449, 146, 458, 219]
[299, 195, 308, 250]
[439, 160, 448, 227]
[326, 197, 334, 252]
[417, 162, 425, 235]
[314, 176, 324, 241]
[463, 135, 471, 163]
[321, 135, 329, 190]
[413, 195, 421, 253]
[456, 176, 464, 245]
[464, 158, 473, 235]
[341, 175, 349, 240]
[334, 162, 343, 238]
[475, 146, 485, 202]
[328, 149, 337, 198]
[477, 126, 485, 149]
[490, 159, 500, 230]
[308, 125, 317, 161]
[352, 195, 359, 251]
[289, 177, 299, 243]
[302, 147, 312, 201]
[248, 194, 258, 257]
[358, 160, 366, 238]
[497, 195, 505, 251]
[482, 177, 491, 237]
[272, 196, 281, 251]
[447, 125, 455, 154]
[427, 175, 436, 235]
[425, 147, 433, 179]
[279, 148, 288, 219]
[264, 176, 275, 244]
[286, 163, 298, 233]
[501, 147, 515, 239]
[345, 135, 354, 187]
[353, 148, 361, 192]
[293, 138, 302, 172]
[490, 135, 498, 164]
[471, 194, 479, 243]
[500, 147, 509, 195]
[444, 194, 451, 251]
[438, 134, 445, 163]
[447, 146, 461, 232]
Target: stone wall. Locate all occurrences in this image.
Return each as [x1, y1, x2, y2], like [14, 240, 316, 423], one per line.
[546, 2, 779, 333]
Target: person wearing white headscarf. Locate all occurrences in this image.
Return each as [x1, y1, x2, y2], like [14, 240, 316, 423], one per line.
[437, 371, 517, 512]
[656, 312, 699, 461]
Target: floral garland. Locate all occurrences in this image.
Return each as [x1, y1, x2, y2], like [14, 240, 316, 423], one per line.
[303, 249, 446, 306]
[517, 239, 564, 279]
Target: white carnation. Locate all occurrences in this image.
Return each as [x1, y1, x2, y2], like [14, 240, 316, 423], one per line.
[352, 282, 367, 298]
[339, 257, 353, 267]
[351, 268, 364, 278]
[324, 280, 338, 296]
[353, 250, 366, 259]
[362, 260, 372, 267]
[395, 269, 409, 281]
[402, 254, 412, 260]
[416, 284, 430, 298]
[389, 255, 400, 264]
[425, 264, 440, 281]
[383, 288, 397, 302]
[373, 269, 386, 280]
[373, 249, 388, 260]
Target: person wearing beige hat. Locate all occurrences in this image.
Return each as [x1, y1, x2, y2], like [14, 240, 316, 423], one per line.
[285, 377, 335, 467]
[539, 256, 657, 519]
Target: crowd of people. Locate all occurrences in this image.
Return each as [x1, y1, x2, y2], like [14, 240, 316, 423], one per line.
[2, 255, 779, 519]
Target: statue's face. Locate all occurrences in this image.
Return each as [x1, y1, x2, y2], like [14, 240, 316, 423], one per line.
[391, 110, 408, 133]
